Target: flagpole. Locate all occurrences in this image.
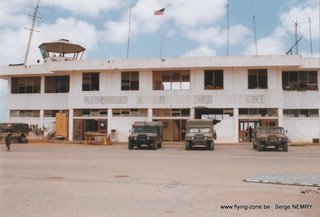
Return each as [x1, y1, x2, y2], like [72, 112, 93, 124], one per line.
[126, 5, 132, 59]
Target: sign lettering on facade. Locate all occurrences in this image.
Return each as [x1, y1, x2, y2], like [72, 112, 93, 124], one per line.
[84, 96, 128, 105]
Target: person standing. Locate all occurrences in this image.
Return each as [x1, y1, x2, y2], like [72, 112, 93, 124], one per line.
[5, 129, 12, 151]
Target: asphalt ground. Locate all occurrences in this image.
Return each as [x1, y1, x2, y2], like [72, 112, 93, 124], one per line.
[0, 142, 319, 217]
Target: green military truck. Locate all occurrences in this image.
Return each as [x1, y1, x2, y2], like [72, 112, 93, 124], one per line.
[0, 123, 29, 143]
[128, 121, 163, 150]
[185, 119, 217, 150]
[252, 126, 288, 152]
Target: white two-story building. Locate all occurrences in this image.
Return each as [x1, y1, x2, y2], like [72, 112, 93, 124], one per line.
[0, 39, 319, 143]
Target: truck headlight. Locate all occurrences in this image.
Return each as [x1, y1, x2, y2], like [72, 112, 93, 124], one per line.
[147, 136, 150, 140]
[134, 137, 137, 140]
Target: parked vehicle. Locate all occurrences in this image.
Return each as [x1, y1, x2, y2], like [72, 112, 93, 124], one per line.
[128, 121, 163, 150]
[0, 123, 29, 143]
[252, 126, 288, 152]
[185, 119, 217, 150]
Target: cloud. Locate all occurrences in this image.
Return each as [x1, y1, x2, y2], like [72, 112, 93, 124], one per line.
[169, 0, 227, 27]
[43, 0, 122, 17]
[183, 45, 217, 57]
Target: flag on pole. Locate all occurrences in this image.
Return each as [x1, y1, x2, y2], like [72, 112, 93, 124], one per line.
[154, 8, 165, 15]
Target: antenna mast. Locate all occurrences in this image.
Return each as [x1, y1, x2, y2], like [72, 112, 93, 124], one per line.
[253, 15, 258, 56]
[24, 0, 41, 66]
[308, 17, 313, 57]
[126, 5, 132, 59]
[226, 2, 230, 56]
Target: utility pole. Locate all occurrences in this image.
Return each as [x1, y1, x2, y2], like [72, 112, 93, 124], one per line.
[226, 2, 230, 56]
[253, 15, 258, 56]
[126, 5, 132, 59]
[24, 0, 40, 66]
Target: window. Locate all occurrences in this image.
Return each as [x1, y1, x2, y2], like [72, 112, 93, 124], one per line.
[45, 76, 69, 93]
[11, 77, 41, 94]
[283, 109, 319, 117]
[44, 110, 69, 117]
[82, 72, 99, 91]
[282, 71, 318, 91]
[204, 70, 223, 89]
[10, 110, 40, 117]
[198, 108, 233, 120]
[121, 71, 139, 90]
[112, 109, 148, 117]
[74, 109, 108, 117]
[239, 108, 278, 117]
[153, 71, 190, 90]
[153, 109, 190, 117]
[248, 69, 268, 89]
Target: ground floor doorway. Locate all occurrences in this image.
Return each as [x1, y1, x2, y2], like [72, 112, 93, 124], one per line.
[239, 119, 278, 142]
[73, 119, 108, 141]
[153, 119, 187, 142]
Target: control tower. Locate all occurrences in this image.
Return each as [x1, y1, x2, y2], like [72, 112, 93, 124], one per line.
[39, 39, 85, 62]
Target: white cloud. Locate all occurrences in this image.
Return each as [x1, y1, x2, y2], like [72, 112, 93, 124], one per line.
[43, 0, 122, 17]
[183, 45, 217, 57]
[169, 0, 227, 27]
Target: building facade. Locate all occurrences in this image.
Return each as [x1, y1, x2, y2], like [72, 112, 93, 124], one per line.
[1, 54, 319, 143]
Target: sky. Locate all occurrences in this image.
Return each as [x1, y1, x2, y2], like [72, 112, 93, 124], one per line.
[0, 0, 319, 121]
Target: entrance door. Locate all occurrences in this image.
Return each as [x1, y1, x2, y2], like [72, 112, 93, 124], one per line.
[239, 119, 278, 142]
[153, 119, 186, 142]
[73, 119, 108, 141]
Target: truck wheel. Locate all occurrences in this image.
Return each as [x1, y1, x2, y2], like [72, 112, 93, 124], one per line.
[152, 143, 158, 150]
[283, 143, 288, 152]
[210, 142, 214, 151]
[185, 141, 191, 150]
[257, 142, 263, 152]
[128, 141, 134, 150]
[252, 142, 257, 149]
[19, 134, 27, 143]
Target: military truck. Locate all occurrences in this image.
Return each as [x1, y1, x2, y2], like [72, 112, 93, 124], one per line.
[185, 119, 217, 150]
[252, 126, 288, 152]
[0, 123, 29, 143]
[128, 121, 163, 150]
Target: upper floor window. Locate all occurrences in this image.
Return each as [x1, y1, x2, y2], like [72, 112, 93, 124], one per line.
[282, 71, 318, 91]
[239, 108, 278, 117]
[11, 77, 41, 94]
[121, 71, 139, 91]
[45, 76, 69, 93]
[284, 109, 319, 118]
[82, 72, 99, 91]
[248, 69, 268, 89]
[10, 110, 40, 117]
[153, 109, 190, 117]
[153, 70, 190, 90]
[204, 70, 223, 90]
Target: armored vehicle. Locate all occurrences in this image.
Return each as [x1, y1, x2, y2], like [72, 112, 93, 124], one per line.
[252, 126, 288, 152]
[0, 123, 29, 143]
[185, 119, 216, 150]
[128, 121, 163, 150]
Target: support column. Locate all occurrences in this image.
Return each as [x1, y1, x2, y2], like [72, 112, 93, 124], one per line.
[233, 108, 239, 143]
[108, 108, 112, 134]
[68, 109, 73, 141]
[190, 108, 195, 119]
[278, 108, 284, 127]
[39, 110, 44, 129]
[148, 108, 153, 121]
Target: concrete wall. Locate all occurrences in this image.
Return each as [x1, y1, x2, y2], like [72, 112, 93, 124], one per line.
[283, 118, 320, 143]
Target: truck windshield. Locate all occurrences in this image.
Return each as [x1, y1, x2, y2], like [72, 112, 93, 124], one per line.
[269, 128, 284, 134]
[188, 128, 199, 133]
[133, 126, 157, 134]
[200, 128, 212, 133]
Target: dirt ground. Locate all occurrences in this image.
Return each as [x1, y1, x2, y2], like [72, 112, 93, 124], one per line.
[0, 142, 319, 217]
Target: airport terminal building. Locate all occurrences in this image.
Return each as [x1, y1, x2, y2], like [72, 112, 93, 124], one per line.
[0, 40, 319, 143]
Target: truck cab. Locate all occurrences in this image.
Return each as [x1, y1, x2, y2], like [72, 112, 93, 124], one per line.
[128, 121, 163, 150]
[185, 119, 216, 150]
